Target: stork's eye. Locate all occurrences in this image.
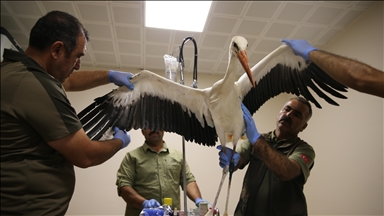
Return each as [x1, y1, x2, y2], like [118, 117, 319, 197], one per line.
[233, 42, 239, 50]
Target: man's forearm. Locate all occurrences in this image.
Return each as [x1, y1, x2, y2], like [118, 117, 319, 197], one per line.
[120, 186, 146, 209]
[252, 137, 301, 181]
[63, 70, 110, 91]
[186, 181, 202, 202]
[309, 50, 384, 97]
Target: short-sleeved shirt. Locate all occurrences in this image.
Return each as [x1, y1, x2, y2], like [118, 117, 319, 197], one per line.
[116, 142, 196, 216]
[235, 131, 315, 216]
[238, 132, 314, 183]
[1, 49, 83, 215]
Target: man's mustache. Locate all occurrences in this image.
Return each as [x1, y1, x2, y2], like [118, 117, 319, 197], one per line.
[149, 131, 160, 135]
[279, 116, 292, 125]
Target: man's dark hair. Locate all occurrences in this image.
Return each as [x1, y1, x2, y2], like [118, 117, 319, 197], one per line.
[29, 10, 90, 56]
[290, 96, 312, 120]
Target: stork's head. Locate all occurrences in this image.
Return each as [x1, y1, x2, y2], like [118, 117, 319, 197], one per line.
[230, 36, 255, 88]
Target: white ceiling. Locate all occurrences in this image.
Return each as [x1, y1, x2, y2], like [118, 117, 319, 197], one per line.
[1, 1, 375, 75]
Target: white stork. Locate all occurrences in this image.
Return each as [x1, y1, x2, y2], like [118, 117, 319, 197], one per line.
[78, 36, 347, 215]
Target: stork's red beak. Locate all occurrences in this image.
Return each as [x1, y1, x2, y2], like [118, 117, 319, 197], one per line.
[237, 50, 256, 88]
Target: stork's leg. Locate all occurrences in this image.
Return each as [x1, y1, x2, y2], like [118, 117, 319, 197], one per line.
[223, 143, 237, 216]
[205, 166, 228, 216]
[223, 163, 232, 216]
[205, 135, 228, 216]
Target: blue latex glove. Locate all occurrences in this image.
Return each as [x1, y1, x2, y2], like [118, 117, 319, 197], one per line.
[142, 199, 161, 209]
[281, 39, 318, 61]
[108, 70, 134, 90]
[195, 198, 209, 208]
[216, 145, 240, 169]
[113, 126, 130, 149]
[241, 103, 260, 145]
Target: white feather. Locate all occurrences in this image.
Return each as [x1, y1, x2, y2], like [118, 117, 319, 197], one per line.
[109, 70, 214, 128]
[236, 44, 307, 98]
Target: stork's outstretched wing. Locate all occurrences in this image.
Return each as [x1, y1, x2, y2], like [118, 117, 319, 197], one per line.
[79, 41, 348, 148]
[78, 70, 217, 146]
[236, 44, 348, 114]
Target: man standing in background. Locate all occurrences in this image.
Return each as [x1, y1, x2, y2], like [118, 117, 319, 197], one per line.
[116, 129, 209, 216]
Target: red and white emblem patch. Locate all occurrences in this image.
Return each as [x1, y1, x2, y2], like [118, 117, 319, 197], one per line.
[301, 154, 309, 164]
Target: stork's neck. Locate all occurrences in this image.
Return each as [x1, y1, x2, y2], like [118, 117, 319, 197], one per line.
[222, 54, 239, 85]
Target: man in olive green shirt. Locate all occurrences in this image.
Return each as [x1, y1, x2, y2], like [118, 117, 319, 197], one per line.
[116, 129, 208, 216]
[218, 97, 315, 215]
[1, 11, 133, 216]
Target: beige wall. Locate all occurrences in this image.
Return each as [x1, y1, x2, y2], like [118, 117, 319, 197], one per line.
[303, 1, 383, 215]
[66, 1, 383, 215]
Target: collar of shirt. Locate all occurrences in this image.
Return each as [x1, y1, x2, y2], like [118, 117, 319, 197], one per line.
[143, 142, 170, 154]
[4, 49, 34, 63]
[3, 49, 46, 73]
[269, 130, 299, 149]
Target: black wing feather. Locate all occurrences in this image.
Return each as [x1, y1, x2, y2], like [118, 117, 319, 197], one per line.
[310, 64, 348, 92]
[79, 92, 217, 146]
[243, 62, 348, 115]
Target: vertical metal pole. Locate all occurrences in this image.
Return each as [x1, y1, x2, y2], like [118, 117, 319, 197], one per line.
[178, 36, 198, 216]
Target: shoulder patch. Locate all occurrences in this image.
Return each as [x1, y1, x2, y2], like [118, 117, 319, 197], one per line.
[301, 154, 309, 164]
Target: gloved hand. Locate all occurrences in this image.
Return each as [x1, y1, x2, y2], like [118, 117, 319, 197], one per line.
[142, 199, 161, 209]
[281, 39, 318, 61]
[241, 103, 260, 145]
[216, 145, 240, 169]
[108, 70, 134, 90]
[195, 197, 209, 208]
[113, 126, 130, 149]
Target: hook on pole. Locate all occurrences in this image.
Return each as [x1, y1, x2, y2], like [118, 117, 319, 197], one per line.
[178, 36, 198, 88]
